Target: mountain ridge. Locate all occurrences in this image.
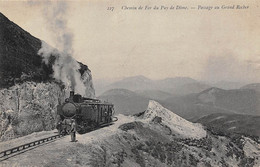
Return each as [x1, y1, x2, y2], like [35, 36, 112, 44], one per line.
[101, 85, 260, 122]
[241, 83, 260, 92]
[96, 75, 211, 96]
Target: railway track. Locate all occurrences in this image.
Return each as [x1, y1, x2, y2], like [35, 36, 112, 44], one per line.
[0, 117, 118, 162]
[0, 134, 66, 161]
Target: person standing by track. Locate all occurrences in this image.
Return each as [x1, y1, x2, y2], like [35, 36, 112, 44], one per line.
[70, 119, 77, 142]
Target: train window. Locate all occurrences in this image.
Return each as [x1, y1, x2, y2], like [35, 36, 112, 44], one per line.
[109, 107, 111, 115]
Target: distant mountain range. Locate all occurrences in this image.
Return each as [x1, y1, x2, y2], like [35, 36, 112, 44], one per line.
[99, 82, 260, 121]
[99, 89, 150, 115]
[95, 75, 212, 96]
[241, 83, 260, 92]
[161, 87, 260, 121]
[98, 88, 174, 115]
[95, 75, 256, 97]
[211, 81, 246, 90]
[135, 89, 173, 101]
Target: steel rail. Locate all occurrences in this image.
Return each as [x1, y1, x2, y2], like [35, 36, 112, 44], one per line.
[0, 134, 65, 159]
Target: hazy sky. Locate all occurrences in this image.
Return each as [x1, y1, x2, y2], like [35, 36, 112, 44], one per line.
[0, 0, 259, 82]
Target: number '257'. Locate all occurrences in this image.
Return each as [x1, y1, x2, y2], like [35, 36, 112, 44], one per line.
[107, 7, 114, 11]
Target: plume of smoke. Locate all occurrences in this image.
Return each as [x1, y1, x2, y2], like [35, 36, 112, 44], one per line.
[38, 41, 59, 64]
[37, 1, 87, 96]
[52, 52, 86, 94]
[43, 1, 74, 55]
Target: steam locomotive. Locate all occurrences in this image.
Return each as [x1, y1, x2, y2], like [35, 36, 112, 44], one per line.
[56, 91, 117, 134]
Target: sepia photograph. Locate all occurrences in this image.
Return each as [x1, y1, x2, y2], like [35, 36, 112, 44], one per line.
[0, 0, 259, 166]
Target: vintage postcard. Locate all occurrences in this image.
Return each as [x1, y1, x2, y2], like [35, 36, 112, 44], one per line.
[0, 0, 259, 166]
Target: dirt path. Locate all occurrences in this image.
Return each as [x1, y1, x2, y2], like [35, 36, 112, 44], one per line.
[0, 114, 134, 167]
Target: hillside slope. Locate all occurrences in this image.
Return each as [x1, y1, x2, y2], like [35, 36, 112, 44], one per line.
[197, 87, 260, 115]
[0, 12, 43, 87]
[197, 113, 260, 138]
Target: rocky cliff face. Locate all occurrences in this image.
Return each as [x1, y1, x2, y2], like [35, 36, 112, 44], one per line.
[0, 13, 95, 141]
[0, 82, 65, 141]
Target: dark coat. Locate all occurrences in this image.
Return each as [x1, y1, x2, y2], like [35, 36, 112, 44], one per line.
[71, 122, 76, 133]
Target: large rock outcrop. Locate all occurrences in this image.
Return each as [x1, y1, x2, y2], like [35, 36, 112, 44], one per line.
[143, 100, 206, 139]
[0, 82, 65, 141]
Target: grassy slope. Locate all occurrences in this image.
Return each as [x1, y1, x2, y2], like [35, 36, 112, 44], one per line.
[197, 113, 260, 139]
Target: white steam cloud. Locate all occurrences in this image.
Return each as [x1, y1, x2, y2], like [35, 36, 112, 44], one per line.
[37, 1, 87, 96]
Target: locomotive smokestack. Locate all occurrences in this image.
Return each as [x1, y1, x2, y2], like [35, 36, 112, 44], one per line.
[70, 91, 75, 98]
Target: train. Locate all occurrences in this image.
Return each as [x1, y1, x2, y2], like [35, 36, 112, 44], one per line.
[56, 91, 117, 134]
